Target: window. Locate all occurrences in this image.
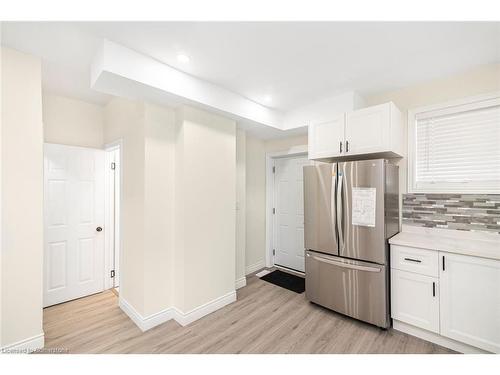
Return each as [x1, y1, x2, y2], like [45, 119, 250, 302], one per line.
[408, 94, 500, 193]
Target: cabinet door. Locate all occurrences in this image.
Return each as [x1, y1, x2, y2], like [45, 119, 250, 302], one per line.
[345, 102, 391, 155]
[440, 253, 500, 353]
[391, 269, 439, 333]
[308, 114, 345, 159]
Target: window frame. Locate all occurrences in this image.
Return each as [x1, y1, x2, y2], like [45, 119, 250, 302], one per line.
[408, 92, 500, 194]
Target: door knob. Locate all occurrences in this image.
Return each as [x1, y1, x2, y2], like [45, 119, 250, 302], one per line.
[96, 227, 103, 232]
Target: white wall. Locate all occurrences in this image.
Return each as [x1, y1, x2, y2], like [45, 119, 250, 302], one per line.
[143, 103, 175, 316]
[245, 134, 267, 273]
[235, 129, 246, 286]
[104, 98, 147, 315]
[174, 106, 236, 312]
[1, 47, 44, 349]
[43, 93, 104, 149]
[265, 135, 308, 153]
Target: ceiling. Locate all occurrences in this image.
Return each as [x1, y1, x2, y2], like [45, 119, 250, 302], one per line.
[1, 22, 499, 111]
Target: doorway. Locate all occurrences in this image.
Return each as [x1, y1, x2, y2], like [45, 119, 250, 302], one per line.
[267, 151, 312, 274]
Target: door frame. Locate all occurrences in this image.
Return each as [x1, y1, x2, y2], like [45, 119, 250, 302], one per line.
[104, 139, 123, 291]
[265, 145, 308, 269]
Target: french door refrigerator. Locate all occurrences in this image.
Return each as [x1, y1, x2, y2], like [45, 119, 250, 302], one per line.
[304, 159, 399, 328]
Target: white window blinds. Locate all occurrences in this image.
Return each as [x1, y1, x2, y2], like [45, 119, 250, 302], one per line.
[414, 98, 500, 192]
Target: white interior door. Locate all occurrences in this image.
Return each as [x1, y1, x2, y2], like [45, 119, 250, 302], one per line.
[274, 156, 311, 272]
[44, 143, 105, 307]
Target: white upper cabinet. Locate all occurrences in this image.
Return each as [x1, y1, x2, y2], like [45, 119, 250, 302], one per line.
[439, 253, 500, 353]
[346, 102, 399, 155]
[308, 114, 345, 159]
[308, 102, 403, 160]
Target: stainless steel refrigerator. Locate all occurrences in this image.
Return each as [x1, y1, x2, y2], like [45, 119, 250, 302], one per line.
[304, 159, 399, 328]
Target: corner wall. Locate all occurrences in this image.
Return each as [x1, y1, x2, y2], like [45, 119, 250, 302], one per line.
[1, 47, 44, 350]
[104, 98, 147, 315]
[245, 134, 266, 274]
[143, 103, 175, 316]
[104, 99, 237, 328]
[174, 106, 236, 313]
[235, 129, 246, 287]
[104, 98, 176, 319]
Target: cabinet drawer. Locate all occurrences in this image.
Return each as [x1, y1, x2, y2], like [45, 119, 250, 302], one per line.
[390, 245, 439, 277]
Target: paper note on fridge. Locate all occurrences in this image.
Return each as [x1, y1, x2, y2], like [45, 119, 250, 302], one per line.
[351, 188, 376, 227]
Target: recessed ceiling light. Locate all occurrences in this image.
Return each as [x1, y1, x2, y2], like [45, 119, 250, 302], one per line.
[177, 54, 190, 64]
[264, 95, 272, 103]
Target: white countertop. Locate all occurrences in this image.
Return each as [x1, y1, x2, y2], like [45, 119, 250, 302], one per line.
[389, 225, 500, 261]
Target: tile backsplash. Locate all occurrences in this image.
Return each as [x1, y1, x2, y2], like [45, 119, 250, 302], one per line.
[403, 193, 500, 234]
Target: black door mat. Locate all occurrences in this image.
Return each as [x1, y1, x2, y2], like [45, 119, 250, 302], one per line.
[260, 270, 305, 293]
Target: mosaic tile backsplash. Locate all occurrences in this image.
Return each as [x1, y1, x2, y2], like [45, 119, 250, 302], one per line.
[403, 194, 500, 234]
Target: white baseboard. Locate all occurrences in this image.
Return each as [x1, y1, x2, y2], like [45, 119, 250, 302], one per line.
[120, 291, 237, 331]
[119, 297, 174, 332]
[235, 276, 247, 289]
[173, 290, 236, 327]
[393, 320, 489, 354]
[1, 332, 44, 354]
[245, 260, 265, 275]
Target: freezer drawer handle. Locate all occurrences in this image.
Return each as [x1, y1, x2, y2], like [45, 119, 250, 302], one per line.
[312, 256, 381, 273]
[403, 257, 422, 263]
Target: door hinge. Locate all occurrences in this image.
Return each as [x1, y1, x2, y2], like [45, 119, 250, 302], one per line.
[272, 166, 276, 173]
[272, 208, 276, 214]
[110, 270, 115, 278]
[273, 249, 275, 256]
[111, 162, 116, 170]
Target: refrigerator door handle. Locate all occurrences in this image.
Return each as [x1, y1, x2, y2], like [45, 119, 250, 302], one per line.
[330, 165, 337, 239]
[336, 172, 344, 251]
[312, 256, 381, 273]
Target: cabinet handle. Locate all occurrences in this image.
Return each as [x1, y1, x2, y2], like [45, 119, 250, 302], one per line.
[340, 141, 343, 153]
[404, 257, 421, 263]
[346, 140, 349, 152]
[442, 256, 445, 271]
[432, 282, 436, 297]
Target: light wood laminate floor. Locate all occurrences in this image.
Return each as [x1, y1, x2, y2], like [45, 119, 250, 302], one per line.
[43, 273, 455, 354]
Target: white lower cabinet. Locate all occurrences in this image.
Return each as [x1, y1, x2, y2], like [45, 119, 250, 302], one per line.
[391, 269, 439, 333]
[440, 253, 500, 353]
[391, 244, 500, 353]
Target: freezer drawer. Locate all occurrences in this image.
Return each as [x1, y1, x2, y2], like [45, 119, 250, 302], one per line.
[305, 250, 389, 328]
